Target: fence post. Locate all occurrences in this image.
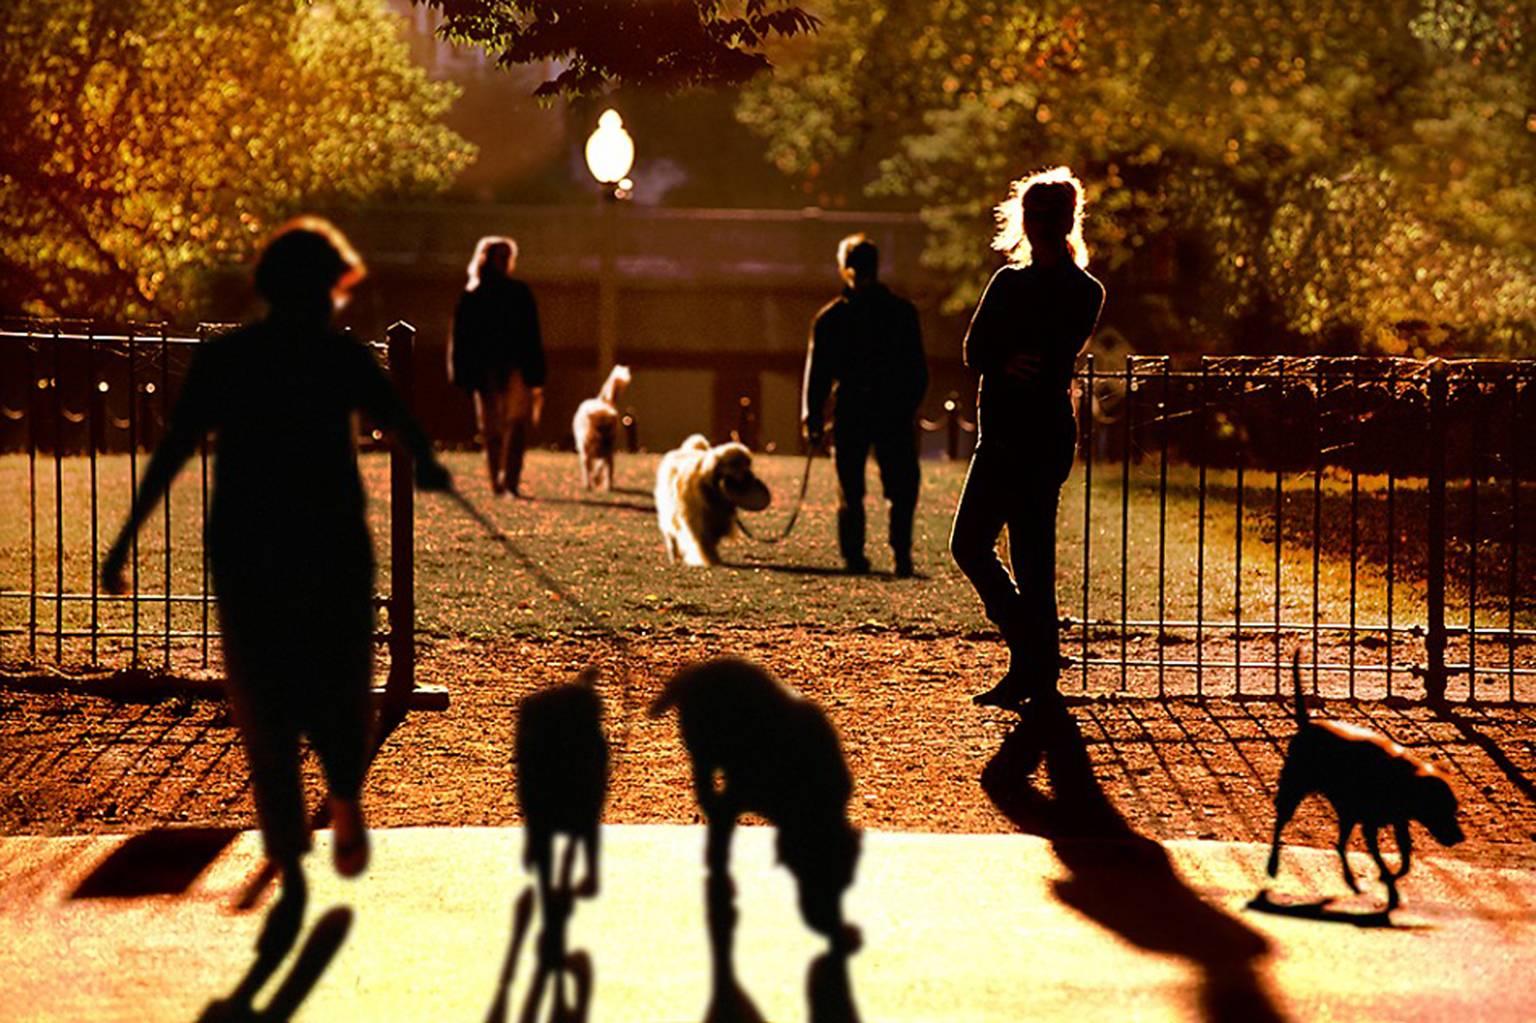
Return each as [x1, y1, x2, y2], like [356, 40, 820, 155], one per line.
[386, 321, 416, 702]
[945, 392, 960, 460]
[1424, 360, 1448, 704]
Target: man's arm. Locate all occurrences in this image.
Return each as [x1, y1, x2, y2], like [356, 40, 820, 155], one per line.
[801, 308, 837, 443]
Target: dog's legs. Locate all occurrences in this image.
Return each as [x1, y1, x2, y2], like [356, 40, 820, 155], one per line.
[1391, 820, 1413, 880]
[602, 456, 615, 492]
[1335, 819, 1361, 893]
[577, 822, 601, 898]
[1266, 774, 1305, 877]
[579, 453, 591, 490]
[1364, 826, 1400, 911]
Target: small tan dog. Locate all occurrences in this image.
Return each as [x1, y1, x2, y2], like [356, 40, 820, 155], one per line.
[654, 434, 771, 565]
[572, 365, 631, 490]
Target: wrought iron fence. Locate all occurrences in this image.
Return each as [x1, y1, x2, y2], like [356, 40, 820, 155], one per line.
[0, 321, 418, 693]
[1063, 354, 1536, 703]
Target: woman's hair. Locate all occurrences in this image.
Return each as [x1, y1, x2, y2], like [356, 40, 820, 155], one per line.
[992, 166, 1089, 269]
[254, 216, 366, 309]
[466, 235, 519, 290]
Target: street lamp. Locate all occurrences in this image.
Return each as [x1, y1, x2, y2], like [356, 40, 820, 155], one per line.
[584, 109, 635, 379]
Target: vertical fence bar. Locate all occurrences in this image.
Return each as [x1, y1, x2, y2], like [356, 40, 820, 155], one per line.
[200, 429, 210, 668]
[1234, 364, 1246, 694]
[1385, 363, 1398, 699]
[1081, 355, 1094, 692]
[1273, 360, 1285, 694]
[1157, 357, 1170, 696]
[27, 338, 38, 661]
[1120, 358, 1133, 692]
[1196, 359, 1209, 697]
[1425, 361, 1449, 703]
[1311, 361, 1324, 692]
[386, 322, 417, 703]
[128, 328, 140, 666]
[89, 331, 100, 665]
[1467, 376, 1481, 700]
[161, 327, 172, 669]
[1508, 375, 1520, 703]
[52, 326, 65, 662]
[1347, 360, 1360, 699]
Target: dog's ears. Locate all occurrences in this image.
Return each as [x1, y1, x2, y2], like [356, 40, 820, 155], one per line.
[574, 667, 600, 687]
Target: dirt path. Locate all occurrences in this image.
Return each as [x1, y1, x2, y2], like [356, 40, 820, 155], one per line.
[4, 627, 1534, 872]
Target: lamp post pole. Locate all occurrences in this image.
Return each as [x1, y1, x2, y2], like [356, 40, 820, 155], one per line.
[584, 109, 635, 383]
[598, 199, 618, 382]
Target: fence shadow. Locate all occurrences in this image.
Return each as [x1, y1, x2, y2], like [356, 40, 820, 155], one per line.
[981, 697, 1286, 1023]
[1427, 702, 1536, 809]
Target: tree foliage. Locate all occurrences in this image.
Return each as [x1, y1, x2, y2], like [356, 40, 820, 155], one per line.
[418, 0, 819, 97]
[739, 0, 1536, 354]
[0, 0, 476, 322]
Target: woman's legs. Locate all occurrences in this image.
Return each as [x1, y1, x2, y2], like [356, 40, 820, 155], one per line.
[1007, 480, 1064, 691]
[304, 633, 374, 877]
[474, 388, 508, 493]
[950, 446, 1022, 632]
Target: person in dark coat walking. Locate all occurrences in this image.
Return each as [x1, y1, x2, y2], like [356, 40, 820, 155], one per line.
[449, 235, 547, 496]
[803, 234, 928, 576]
[951, 168, 1105, 709]
[102, 217, 451, 954]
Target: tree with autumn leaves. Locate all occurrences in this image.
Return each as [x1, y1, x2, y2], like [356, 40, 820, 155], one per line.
[0, 0, 477, 322]
[739, 0, 1536, 354]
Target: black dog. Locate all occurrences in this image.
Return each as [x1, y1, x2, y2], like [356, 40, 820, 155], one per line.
[650, 658, 861, 948]
[516, 669, 609, 902]
[1267, 658, 1464, 910]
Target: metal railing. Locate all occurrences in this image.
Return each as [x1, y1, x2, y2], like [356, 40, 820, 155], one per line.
[0, 321, 418, 695]
[1064, 354, 1536, 703]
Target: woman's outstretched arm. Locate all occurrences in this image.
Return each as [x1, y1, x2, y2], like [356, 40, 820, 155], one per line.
[352, 344, 452, 491]
[102, 347, 218, 591]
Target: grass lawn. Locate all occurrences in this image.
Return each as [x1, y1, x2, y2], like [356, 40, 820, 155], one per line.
[5, 447, 1531, 699]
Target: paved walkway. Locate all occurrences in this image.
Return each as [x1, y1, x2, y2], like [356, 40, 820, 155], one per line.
[2, 826, 1534, 1021]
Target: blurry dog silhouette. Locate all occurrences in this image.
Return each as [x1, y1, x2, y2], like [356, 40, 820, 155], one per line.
[1267, 656, 1464, 911]
[572, 365, 630, 491]
[654, 435, 771, 566]
[516, 669, 609, 902]
[650, 658, 860, 948]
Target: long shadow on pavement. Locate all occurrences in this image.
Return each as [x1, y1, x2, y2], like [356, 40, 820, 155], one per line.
[981, 696, 1286, 1023]
[198, 905, 353, 1022]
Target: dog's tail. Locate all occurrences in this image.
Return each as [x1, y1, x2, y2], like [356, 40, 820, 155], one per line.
[1290, 652, 1309, 728]
[599, 364, 631, 405]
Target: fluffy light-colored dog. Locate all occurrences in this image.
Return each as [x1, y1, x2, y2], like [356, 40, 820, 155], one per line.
[572, 365, 631, 490]
[655, 434, 771, 565]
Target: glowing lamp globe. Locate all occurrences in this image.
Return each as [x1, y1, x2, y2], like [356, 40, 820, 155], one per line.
[585, 109, 635, 185]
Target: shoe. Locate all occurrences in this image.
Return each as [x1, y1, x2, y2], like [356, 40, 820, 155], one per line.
[893, 555, 915, 578]
[845, 556, 871, 575]
[329, 796, 370, 878]
[971, 679, 1027, 709]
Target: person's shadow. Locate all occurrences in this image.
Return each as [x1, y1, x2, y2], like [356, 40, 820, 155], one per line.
[197, 902, 353, 1022]
[980, 696, 1285, 1023]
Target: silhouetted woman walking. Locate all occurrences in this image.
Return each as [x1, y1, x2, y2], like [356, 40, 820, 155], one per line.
[103, 218, 449, 951]
[951, 168, 1105, 708]
[449, 235, 546, 496]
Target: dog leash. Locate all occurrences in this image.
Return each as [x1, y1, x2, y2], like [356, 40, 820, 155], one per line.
[734, 449, 817, 545]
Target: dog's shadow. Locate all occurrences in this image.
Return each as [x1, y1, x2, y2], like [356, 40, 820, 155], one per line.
[1246, 891, 1428, 931]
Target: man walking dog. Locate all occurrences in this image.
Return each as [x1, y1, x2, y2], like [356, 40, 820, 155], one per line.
[802, 234, 928, 576]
